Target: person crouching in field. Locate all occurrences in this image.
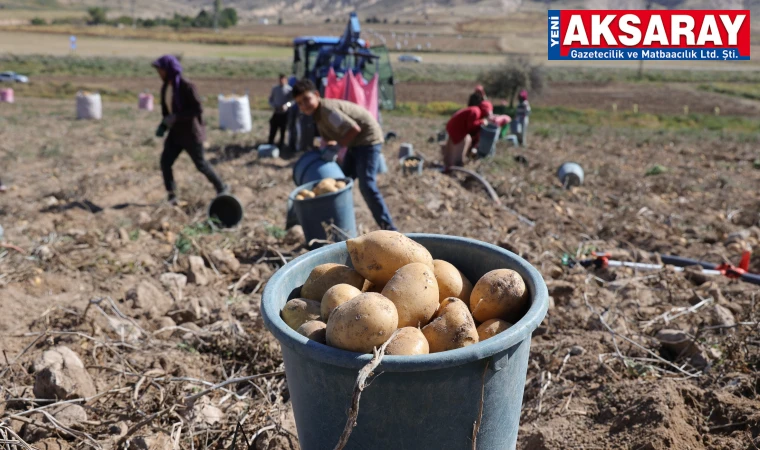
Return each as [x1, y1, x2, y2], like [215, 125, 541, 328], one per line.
[291, 79, 397, 231]
[152, 55, 227, 205]
[441, 101, 493, 172]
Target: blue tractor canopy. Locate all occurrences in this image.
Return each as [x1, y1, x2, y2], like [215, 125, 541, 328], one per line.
[292, 13, 395, 110]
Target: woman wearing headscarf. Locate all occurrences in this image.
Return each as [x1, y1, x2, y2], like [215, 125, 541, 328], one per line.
[152, 55, 227, 205]
[441, 100, 493, 171]
[467, 85, 487, 107]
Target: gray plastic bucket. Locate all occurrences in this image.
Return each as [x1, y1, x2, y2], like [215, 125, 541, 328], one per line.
[258, 144, 279, 159]
[261, 234, 549, 450]
[398, 143, 414, 160]
[293, 151, 346, 187]
[477, 123, 500, 157]
[290, 178, 357, 244]
[557, 162, 584, 188]
[400, 155, 424, 175]
[208, 194, 243, 228]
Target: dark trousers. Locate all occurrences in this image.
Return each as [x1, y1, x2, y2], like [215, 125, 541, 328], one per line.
[342, 144, 397, 231]
[161, 139, 225, 194]
[269, 112, 288, 148]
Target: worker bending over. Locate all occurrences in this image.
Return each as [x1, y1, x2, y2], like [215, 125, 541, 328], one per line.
[441, 101, 493, 171]
[291, 79, 397, 231]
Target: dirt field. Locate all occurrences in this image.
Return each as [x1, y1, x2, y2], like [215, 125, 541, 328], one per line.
[1, 97, 759, 448]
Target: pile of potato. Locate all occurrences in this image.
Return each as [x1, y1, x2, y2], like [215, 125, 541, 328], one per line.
[294, 178, 347, 201]
[402, 158, 421, 169]
[280, 230, 529, 355]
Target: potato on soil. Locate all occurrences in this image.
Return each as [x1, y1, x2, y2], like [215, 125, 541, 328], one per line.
[300, 263, 365, 301]
[321, 284, 362, 321]
[422, 298, 478, 353]
[476, 319, 512, 342]
[346, 231, 434, 286]
[433, 260, 473, 304]
[297, 320, 327, 344]
[470, 269, 528, 323]
[326, 293, 398, 353]
[381, 263, 439, 327]
[281, 298, 321, 330]
[385, 327, 429, 356]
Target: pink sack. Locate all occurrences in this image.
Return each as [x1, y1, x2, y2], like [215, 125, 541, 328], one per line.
[138, 93, 154, 111]
[0, 88, 14, 104]
[344, 70, 367, 111]
[361, 74, 379, 120]
[324, 68, 346, 100]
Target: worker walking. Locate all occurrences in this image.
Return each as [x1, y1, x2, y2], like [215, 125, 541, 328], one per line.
[152, 55, 227, 205]
[291, 79, 397, 231]
[268, 73, 292, 150]
[441, 101, 493, 171]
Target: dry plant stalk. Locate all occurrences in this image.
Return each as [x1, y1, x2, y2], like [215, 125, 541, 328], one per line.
[333, 329, 401, 450]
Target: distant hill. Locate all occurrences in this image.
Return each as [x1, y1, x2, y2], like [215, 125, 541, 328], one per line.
[3, 0, 758, 23]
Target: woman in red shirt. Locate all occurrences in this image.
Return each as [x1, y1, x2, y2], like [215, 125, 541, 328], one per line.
[441, 101, 493, 171]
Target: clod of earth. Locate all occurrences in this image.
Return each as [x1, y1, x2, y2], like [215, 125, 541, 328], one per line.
[160, 272, 187, 290]
[25, 404, 88, 441]
[126, 280, 174, 319]
[33, 346, 96, 400]
[210, 248, 240, 274]
[187, 255, 210, 286]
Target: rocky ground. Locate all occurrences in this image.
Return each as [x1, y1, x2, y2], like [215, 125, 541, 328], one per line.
[0, 98, 758, 449]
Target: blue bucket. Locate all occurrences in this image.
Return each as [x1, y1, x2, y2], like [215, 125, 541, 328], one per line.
[261, 234, 549, 450]
[293, 151, 346, 187]
[477, 123, 500, 157]
[290, 178, 357, 245]
[557, 162, 584, 188]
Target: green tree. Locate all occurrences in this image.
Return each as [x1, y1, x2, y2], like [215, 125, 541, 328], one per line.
[87, 7, 108, 25]
[218, 7, 238, 28]
[479, 56, 545, 107]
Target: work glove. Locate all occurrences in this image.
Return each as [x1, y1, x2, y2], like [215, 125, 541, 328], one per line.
[155, 122, 168, 138]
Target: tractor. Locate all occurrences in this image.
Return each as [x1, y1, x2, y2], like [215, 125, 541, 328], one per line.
[288, 12, 396, 152]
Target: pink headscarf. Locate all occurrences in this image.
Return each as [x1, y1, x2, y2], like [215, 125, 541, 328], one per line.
[518, 90, 528, 101]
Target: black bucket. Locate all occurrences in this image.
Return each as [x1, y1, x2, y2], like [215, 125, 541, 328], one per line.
[208, 194, 244, 228]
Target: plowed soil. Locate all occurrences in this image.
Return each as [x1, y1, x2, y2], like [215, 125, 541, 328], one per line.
[0, 98, 758, 448]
